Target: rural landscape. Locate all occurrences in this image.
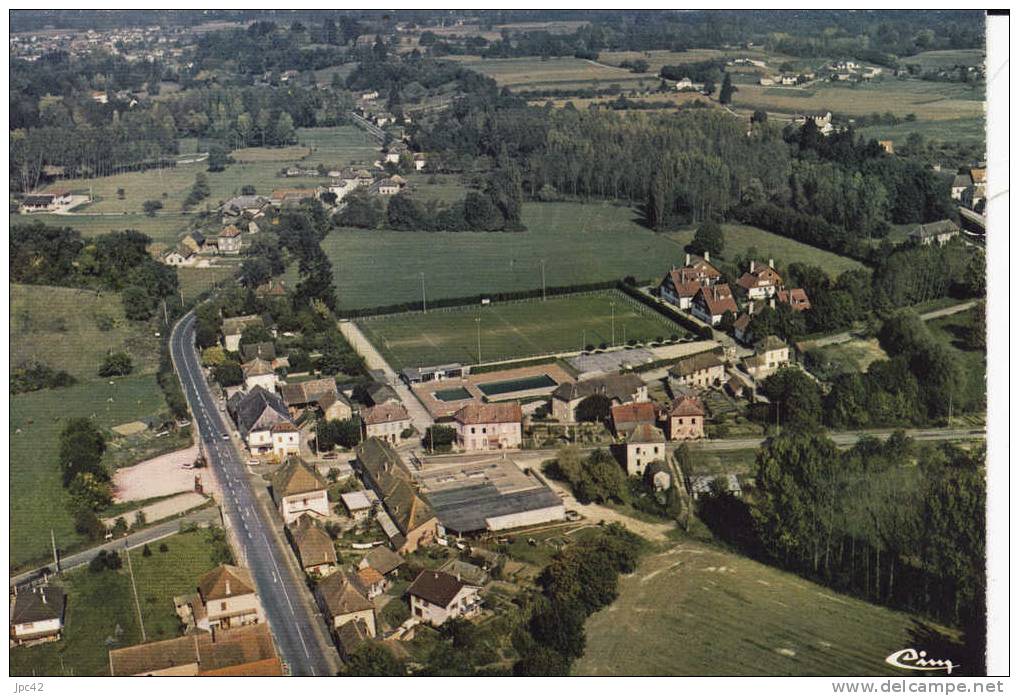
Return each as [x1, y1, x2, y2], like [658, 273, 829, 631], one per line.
[9, 9, 990, 682]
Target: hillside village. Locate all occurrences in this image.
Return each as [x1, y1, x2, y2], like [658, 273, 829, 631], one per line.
[8, 8, 992, 682]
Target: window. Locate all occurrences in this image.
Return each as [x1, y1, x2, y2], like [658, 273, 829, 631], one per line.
[221, 602, 228, 611]
[471, 427, 476, 434]
[414, 607, 423, 617]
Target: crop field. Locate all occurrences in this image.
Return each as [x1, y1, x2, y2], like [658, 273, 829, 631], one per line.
[9, 529, 221, 676]
[10, 374, 167, 568]
[731, 79, 985, 123]
[666, 223, 868, 278]
[902, 49, 985, 70]
[11, 284, 161, 380]
[356, 290, 689, 369]
[445, 55, 647, 91]
[574, 540, 957, 676]
[312, 201, 689, 311]
[597, 48, 806, 74]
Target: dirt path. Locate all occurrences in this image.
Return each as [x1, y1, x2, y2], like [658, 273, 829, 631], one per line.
[112, 444, 205, 502]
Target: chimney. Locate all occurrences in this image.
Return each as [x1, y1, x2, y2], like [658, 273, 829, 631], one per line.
[749, 260, 756, 272]
[703, 251, 710, 262]
[685, 253, 691, 266]
[768, 258, 774, 269]
[225, 578, 231, 596]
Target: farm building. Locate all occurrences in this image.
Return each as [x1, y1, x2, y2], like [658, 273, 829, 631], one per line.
[315, 572, 376, 638]
[909, 219, 960, 246]
[611, 401, 660, 438]
[108, 623, 282, 677]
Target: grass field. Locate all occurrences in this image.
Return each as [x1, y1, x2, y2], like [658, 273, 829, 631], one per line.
[296, 125, 380, 167]
[902, 49, 985, 70]
[731, 79, 984, 122]
[574, 540, 957, 676]
[667, 223, 868, 278]
[9, 212, 193, 246]
[926, 306, 986, 414]
[9, 529, 221, 676]
[809, 338, 890, 374]
[11, 284, 161, 380]
[858, 117, 986, 146]
[312, 202, 689, 310]
[10, 374, 167, 569]
[356, 290, 688, 369]
[176, 265, 239, 301]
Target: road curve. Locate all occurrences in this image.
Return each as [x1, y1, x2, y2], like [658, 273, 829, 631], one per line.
[170, 312, 339, 676]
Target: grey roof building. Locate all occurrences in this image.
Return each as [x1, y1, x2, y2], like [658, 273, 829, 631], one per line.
[229, 386, 291, 437]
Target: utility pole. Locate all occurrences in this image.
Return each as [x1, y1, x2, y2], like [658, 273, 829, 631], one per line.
[125, 544, 146, 642]
[475, 317, 482, 364]
[540, 259, 546, 301]
[420, 271, 426, 313]
[611, 302, 616, 346]
[162, 300, 168, 325]
[51, 529, 59, 572]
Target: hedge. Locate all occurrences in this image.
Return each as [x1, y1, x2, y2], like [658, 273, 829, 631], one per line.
[615, 282, 710, 337]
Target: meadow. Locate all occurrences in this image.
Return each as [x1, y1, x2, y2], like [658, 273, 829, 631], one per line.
[806, 338, 890, 375]
[312, 202, 690, 311]
[8, 529, 221, 676]
[901, 49, 985, 70]
[857, 117, 986, 146]
[11, 284, 162, 380]
[574, 539, 956, 676]
[667, 223, 868, 278]
[356, 289, 688, 370]
[10, 374, 167, 569]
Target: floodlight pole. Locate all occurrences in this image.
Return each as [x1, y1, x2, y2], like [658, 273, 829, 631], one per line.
[420, 272, 426, 313]
[540, 259, 546, 301]
[476, 317, 482, 364]
[611, 302, 616, 346]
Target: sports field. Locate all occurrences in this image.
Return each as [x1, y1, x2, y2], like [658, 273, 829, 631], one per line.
[356, 290, 688, 370]
[574, 540, 958, 676]
[314, 201, 689, 311]
[667, 223, 868, 278]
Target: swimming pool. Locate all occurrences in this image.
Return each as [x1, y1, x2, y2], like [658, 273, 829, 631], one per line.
[433, 387, 473, 402]
[476, 374, 557, 397]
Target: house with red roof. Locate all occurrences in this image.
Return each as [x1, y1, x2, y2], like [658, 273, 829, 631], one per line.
[737, 260, 783, 300]
[776, 287, 812, 312]
[668, 395, 705, 440]
[691, 283, 739, 326]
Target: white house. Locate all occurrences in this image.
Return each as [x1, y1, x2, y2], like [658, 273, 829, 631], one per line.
[737, 260, 783, 300]
[242, 357, 278, 392]
[10, 585, 66, 645]
[194, 565, 265, 630]
[271, 456, 330, 524]
[361, 402, 412, 445]
[229, 386, 293, 456]
[407, 571, 482, 626]
[452, 402, 522, 451]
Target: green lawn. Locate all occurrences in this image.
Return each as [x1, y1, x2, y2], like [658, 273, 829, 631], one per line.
[902, 49, 985, 70]
[9, 529, 221, 676]
[926, 306, 986, 414]
[312, 201, 687, 311]
[574, 539, 959, 676]
[10, 374, 167, 569]
[177, 265, 239, 302]
[667, 223, 868, 278]
[357, 289, 686, 370]
[296, 125, 380, 168]
[11, 284, 161, 380]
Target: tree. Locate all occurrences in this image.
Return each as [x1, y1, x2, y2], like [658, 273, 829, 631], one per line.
[59, 418, 107, 487]
[751, 109, 768, 124]
[142, 199, 163, 216]
[142, 543, 152, 557]
[575, 394, 612, 423]
[719, 72, 736, 104]
[690, 220, 724, 257]
[464, 191, 504, 231]
[98, 351, 133, 377]
[317, 417, 362, 450]
[424, 424, 456, 451]
[207, 144, 231, 172]
[760, 367, 823, 431]
[213, 361, 243, 387]
[239, 258, 272, 289]
[343, 642, 404, 676]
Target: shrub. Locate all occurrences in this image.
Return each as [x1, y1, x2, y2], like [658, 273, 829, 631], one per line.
[142, 544, 152, 557]
[98, 352, 133, 377]
[142, 199, 163, 216]
[159, 542, 169, 553]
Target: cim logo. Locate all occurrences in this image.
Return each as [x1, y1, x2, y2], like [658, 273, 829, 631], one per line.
[885, 648, 959, 675]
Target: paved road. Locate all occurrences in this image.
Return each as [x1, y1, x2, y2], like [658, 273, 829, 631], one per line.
[171, 313, 339, 676]
[10, 506, 221, 588]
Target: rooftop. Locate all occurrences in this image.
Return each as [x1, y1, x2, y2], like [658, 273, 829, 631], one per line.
[408, 570, 474, 607]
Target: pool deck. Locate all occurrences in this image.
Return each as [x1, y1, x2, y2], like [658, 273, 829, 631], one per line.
[412, 362, 576, 419]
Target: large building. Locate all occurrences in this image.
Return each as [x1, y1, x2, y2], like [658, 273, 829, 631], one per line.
[361, 402, 412, 445]
[691, 284, 739, 326]
[452, 402, 522, 451]
[551, 373, 648, 423]
[668, 350, 726, 390]
[228, 386, 294, 456]
[415, 456, 565, 536]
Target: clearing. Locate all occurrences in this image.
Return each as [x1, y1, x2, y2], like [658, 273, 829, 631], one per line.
[574, 540, 957, 676]
[356, 289, 689, 370]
